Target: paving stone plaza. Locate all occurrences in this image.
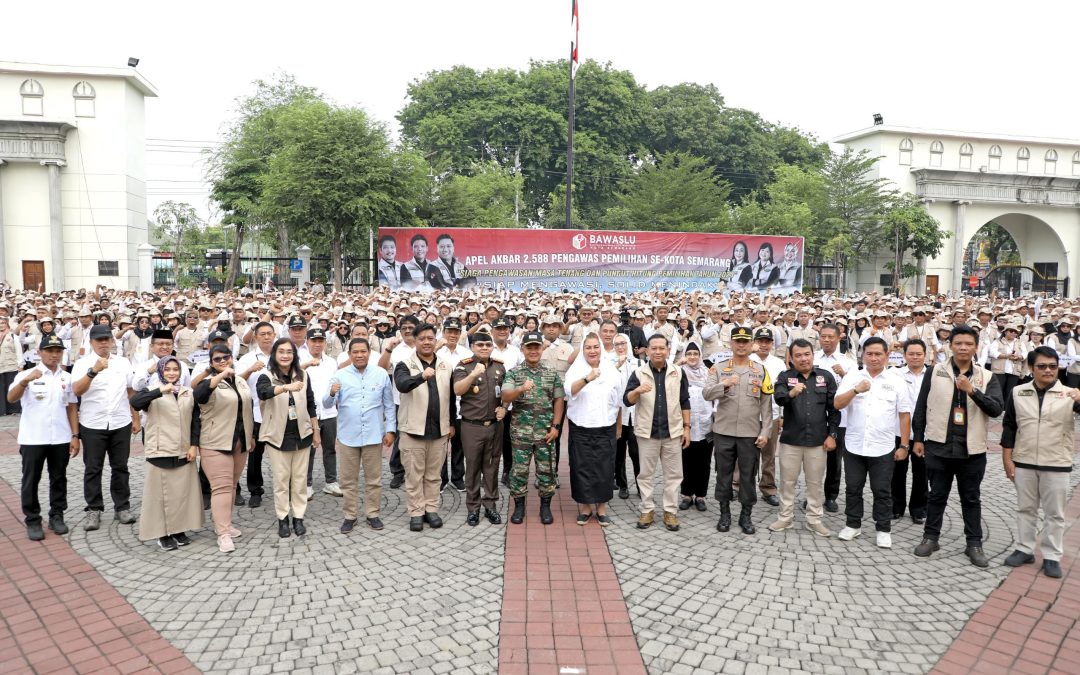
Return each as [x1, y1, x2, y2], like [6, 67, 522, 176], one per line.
[1, 416, 1078, 674]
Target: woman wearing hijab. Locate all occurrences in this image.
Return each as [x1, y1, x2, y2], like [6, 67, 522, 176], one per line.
[564, 334, 622, 526]
[613, 333, 640, 499]
[193, 344, 253, 553]
[131, 356, 204, 551]
[679, 343, 713, 511]
[257, 337, 319, 538]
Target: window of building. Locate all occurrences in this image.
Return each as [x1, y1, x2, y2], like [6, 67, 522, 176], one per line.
[1017, 146, 1030, 173]
[988, 145, 1002, 171]
[1073, 151, 1080, 176]
[929, 140, 944, 167]
[97, 261, 119, 277]
[898, 138, 913, 166]
[959, 142, 973, 170]
[73, 81, 96, 118]
[19, 79, 44, 116]
[1045, 149, 1058, 174]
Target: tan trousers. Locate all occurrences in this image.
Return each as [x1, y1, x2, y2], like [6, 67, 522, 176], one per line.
[734, 419, 779, 495]
[399, 434, 448, 516]
[200, 447, 246, 537]
[777, 442, 827, 525]
[636, 436, 684, 514]
[338, 442, 383, 520]
[1014, 467, 1068, 561]
[267, 446, 309, 520]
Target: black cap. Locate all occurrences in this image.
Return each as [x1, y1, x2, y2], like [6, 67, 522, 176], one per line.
[207, 330, 230, 343]
[731, 326, 754, 342]
[89, 324, 113, 340]
[753, 327, 774, 342]
[521, 331, 544, 346]
[443, 317, 462, 331]
[470, 330, 492, 343]
[151, 329, 174, 341]
[287, 315, 307, 328]
[39, 334, 65, 350]
[307, 327, 326, 340]
[491, 317, 511, 329]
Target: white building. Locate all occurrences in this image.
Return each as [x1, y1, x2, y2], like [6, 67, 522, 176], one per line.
[0, 61, 158, 292]
[834, 124, 1080, 296]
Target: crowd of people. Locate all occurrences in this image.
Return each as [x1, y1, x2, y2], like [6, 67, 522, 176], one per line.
[1, 282, 1074, 578]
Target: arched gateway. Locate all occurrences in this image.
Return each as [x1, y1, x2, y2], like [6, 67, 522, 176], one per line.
[834, 125, 1080, 295]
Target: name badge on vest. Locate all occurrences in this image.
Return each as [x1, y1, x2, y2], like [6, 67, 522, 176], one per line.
[1018, 389, 1034, 396]
[953, 406, 965, 426]
[288, 403, 297, 421]
[935, 369, 951, 379]
[787, 378, 799, 387]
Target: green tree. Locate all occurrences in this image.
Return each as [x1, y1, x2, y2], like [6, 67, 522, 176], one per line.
[258, 100, 426, 287]
[883, 193, 948, 293]
[601, 153, 730, 231]
[152, 200, 203, 267]
[821, 148, 896, 289]
[430, 163, 523, 228]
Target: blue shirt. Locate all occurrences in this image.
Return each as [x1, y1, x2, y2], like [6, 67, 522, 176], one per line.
[328, 365, 397, 447]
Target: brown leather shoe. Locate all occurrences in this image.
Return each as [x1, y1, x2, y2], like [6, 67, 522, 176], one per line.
[663, 512, 680, 531]
[636, 511, 654, 529]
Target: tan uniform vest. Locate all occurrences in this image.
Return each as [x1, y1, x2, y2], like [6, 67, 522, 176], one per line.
[397, 353, 453, 437]
[1008, 381, 1076, 468]
[259, 371, 313, 448]
[990, 338, 1020, 375]
[923, 360, 992, 454]
[197, 377, 254, 452]
[143, 388, 194, 459]
[0, 333, 21, 372]
[631, 363, 684, 440]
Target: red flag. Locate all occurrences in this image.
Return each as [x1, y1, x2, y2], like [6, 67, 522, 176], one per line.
[571, 0, 579, 79]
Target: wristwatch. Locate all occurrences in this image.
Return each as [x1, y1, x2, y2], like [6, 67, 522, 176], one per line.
[552, 423, 562, 432]
[897, 444, 909, 450]
[86, 369, 98, 379]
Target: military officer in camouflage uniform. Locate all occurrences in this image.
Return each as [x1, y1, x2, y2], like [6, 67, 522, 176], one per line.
[452, 330, 507, 526]
[502, 331, 565, 526]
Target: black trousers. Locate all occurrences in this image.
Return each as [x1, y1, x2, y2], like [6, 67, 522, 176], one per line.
[246, 422, 268, 496]
[995, 373, 1020, 411]
[924, 452, 986, 546]
[308, 416, 338, 485]
[0, 371, 21, 415]
[80, 423, 132, 513]
[501, 408, 515, 476]
[891, 435, 927, 518]
[615, 424, 640, 491]
[389, 405, 405, 479]
[21, 444, 69, 525]
[714, 435, 759, 507]
[680, 438, 712, 498]
[440, 419, 465, 485]
[843, 451, 894, 532]
[824, 427, 845, 501]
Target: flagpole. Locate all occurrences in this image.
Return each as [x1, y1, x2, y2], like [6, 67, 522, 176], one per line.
[565, 0, 577, 230]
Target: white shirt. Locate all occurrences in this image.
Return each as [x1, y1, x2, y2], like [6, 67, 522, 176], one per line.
[436, 343, 472, 369]
[73, 353, 134, 430]
[565, 359, 621, 427]
[838, 368, 912, 457]
[893, 365, 927, 436]
[751, 352, 786, 418]
[131, 355, 192, 391]
[815, 349, 856, 429]
[237, 348, 272, 423]
[492, 342, 523, 370]
[11, 365, 76, 444]
[616, 356, 639, 425]
[305, 356, 338, 420]
[388, 341, 416, 406]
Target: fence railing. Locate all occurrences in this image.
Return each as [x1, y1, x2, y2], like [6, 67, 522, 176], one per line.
[152, 253, 374, 292]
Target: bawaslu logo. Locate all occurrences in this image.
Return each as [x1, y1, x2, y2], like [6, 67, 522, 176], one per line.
[570, 232, 637, 251]
[571, 234, 588, 250]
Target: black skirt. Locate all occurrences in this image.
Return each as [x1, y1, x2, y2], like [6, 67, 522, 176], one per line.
[568, 420, 616, 505]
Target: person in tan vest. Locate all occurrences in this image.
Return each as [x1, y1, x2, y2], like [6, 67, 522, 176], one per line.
[130, 356, 204, 552]
[394, 322, 455, 532]
[988, 323, 1026, 404]
[193, 344, 254, 553]
[257, 338, 319, 539]
[1000, 346, 1078, 579]
[911, 325, 1004, 568]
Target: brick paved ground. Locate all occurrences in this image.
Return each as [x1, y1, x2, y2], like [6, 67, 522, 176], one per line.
[2, 413, 1078, 674]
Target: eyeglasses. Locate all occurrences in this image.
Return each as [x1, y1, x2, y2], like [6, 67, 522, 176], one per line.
[212, 355, 233, 363]
[1033, 363, 1058, 370]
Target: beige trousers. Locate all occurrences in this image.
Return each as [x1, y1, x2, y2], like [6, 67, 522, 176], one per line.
[636, 436, 684, 514]
[338, 443, 383, 520]
[1014, 467, 1068, 561]
[399, 434, 448, 516]
[200, 447, 246, 536]
[777, 442, 827, 525]
[267, 447, 309, 520]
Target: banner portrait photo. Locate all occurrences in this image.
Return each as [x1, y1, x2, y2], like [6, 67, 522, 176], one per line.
[377, 227, 804, 294]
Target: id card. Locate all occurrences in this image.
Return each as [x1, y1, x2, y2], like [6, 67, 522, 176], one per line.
[952, 406, 965, 426]
[288, 404, 298, 421]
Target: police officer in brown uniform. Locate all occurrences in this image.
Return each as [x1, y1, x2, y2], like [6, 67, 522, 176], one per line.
[703, 326, 774, 535]
[452, 330, 507, 526]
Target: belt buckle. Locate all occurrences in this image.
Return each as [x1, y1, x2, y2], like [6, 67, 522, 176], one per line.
[483, 420, 491, 427]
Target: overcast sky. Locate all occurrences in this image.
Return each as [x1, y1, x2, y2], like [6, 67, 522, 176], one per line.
[6, 0, 1079, 221]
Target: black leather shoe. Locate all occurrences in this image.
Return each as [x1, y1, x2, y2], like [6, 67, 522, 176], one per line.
[467, 511, 480, 526]
[1004, 550, 1035, 567]
[366, 517, 384, 530]
[278, 518, 291, 538]
[409, 516, 424, 532]
[390, 474, 405, 489]
[965, 546, 989, 568]
[739, 509, 756, 535]
[695, 498, 707, 512]
[1043, 560, 1063, 578]
[678, 497, 692, 511]
[293, 518, 306, 536]
[248, 494, 262, 508]
[511, 497, 526, 524]
[911, 513, 926, 524]
[157, 535, 177, 551]
[824, 499, 839, 513]
[234, 492, 246, 507]
[618, 487, 629, 500]
[717, 509, 731, 533]
[27, 523, 44, 541]
[764, 495, 780, 507]
[172, 532, 191, 546]
[424, 512, 443, 528]
[48, 515, 68, 535]
[451, 479, 465, 492]
[340, 519, 355, 534]
[913, 538, 939, 557]
[484, 508, 502, 524]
